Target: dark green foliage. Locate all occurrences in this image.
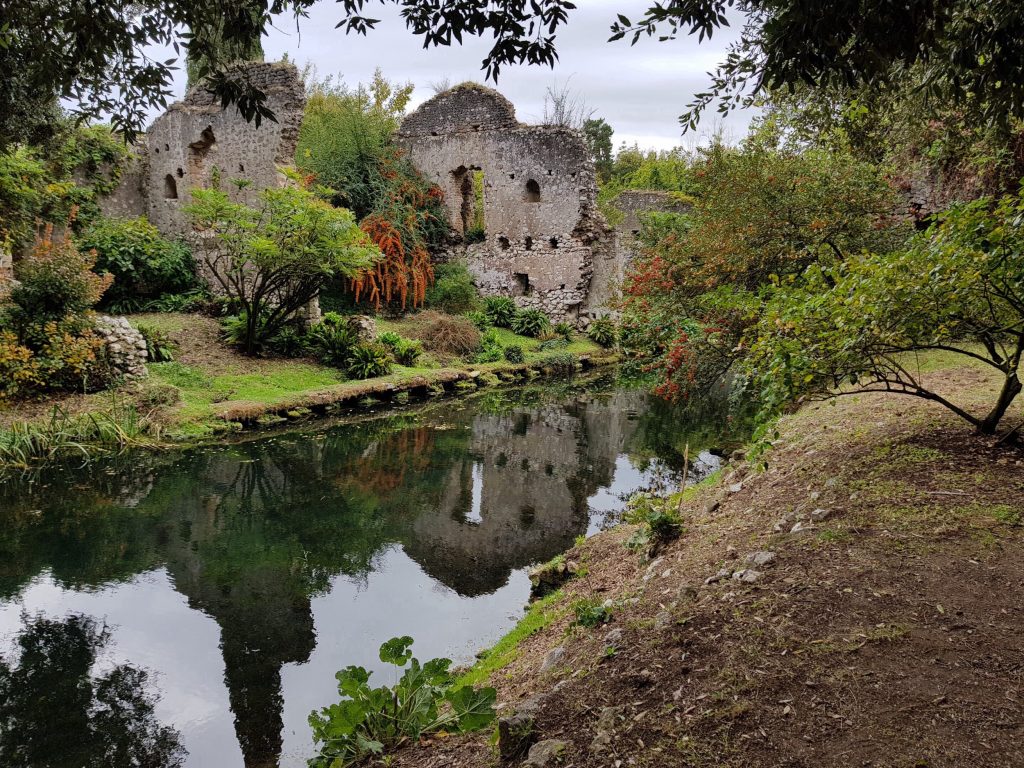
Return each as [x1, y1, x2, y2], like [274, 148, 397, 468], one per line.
[310, 636, 496, 767]
[425, 262, 479, 314]
[377, 331, 402, 350]
[571, 598, 611, 628]
[392, 338, 422, 366]
[553, 322, 574, 341]
[134, 323, 176, 363]
[137, 289, 209, 314]
[473, 328, 503, 363]
[483, 296, 517, 328]
[308, 314, 360, 368]
[76, 217, 197, 311]
[466, 310, 490, 330]
[346, 343, 393, 379]
[583, 117, 614, 181]
[266, 324, 312, 358]
[587, 317, 618, 348]
[503, 344, 524, 364]
[0, 614, 186, 768]
[510, 309, 551, 338]
[544, 352, 578, 374]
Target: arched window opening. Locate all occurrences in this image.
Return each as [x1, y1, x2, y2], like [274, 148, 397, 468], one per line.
[163, 174, 178, 200]
[524, 179, 541, 203]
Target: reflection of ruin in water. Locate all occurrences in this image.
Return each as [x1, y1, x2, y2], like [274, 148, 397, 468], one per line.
[0, 382, 720, 768]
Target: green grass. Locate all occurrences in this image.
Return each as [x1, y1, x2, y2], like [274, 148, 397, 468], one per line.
[454, 590, 567, 689]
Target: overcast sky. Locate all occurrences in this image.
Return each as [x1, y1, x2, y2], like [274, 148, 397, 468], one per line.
[157, 0, 755, 151]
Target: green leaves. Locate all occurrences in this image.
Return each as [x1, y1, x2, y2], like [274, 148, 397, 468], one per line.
[310, 636, 497, 767]
[378, 635, 414, 666]
[445, 684, 497, 731]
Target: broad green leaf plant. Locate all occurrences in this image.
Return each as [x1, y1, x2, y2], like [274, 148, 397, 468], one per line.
[309, 636, 497, 767]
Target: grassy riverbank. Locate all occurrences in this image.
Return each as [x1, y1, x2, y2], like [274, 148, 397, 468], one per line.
[390, 352, 1024, 768]
[0, 312, 614, 460]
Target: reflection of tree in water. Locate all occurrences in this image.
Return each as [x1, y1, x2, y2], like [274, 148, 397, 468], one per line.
[0, 614, 185, 768]
[0, 377, 713, 768]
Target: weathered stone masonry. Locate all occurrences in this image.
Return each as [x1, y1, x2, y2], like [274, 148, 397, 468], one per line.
[397, 84, 614, 323]
[103, 61, 306, 238]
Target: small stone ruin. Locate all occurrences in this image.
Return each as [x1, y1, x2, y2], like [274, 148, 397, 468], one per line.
[102, 61, 306, 238]
[95, 315, 149, 380]
[397, 84, 614, 323]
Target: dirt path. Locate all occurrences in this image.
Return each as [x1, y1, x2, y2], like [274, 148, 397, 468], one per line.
[390, 360, 1024, 767]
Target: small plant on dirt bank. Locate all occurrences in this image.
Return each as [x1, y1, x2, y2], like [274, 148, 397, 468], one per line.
[308, 313, 359, 367]
[483, 296, 517, 328]
[553, 321, 574, 341]
[473, 328, 504, 363]
[625, 493, 684, 556]
[571, 598, 612, 628]
[309, 636, 496, 768]
[511, 308, 551, 338]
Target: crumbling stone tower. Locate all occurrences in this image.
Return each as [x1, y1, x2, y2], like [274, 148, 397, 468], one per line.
[397, 84, 613, 323]
[103, 61, 306, 238]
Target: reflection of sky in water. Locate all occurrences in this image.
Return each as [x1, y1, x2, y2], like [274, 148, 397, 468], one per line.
[0, 382, 730, 768]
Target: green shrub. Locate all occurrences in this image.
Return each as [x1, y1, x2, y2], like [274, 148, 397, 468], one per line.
[466, 310, 490, 330]
[553, 321, 574, 341]
[346, 343, 393, 379]
[503, 344, 524, 363]
[392, 338, 422, 366]
[511, 309, 551, 338]
[545, 352, 579, 373]
[587, 316, 618, 347]
[1, 226, 114, 399]
[186, 180, 378, 355]
[309, 314, 359, 368]
[483, 296, 517, 328]
[266, 324, 311, 358]
[473, 328, 503, 363]
[625, 494, 684, 555]
[377, 331, 402, 350]
[425, 262, 479, 314]
[76, 216, 197, 312]
[134, 323, 176, 362]
[309, 636, 496, 768]
[571, 598, 612, 628]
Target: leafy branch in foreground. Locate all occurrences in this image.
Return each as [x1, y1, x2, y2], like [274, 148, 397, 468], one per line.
[750, 191, 1024, 437]
[309, 636, 497, 767]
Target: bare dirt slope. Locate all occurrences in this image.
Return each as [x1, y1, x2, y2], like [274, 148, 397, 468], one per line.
[393, 358, 1024, 767]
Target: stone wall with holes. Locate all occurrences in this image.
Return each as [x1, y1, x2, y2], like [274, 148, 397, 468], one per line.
[102, 61, 305, 238]
[586, 190, 692, 314]
[398, 83, 613, 322]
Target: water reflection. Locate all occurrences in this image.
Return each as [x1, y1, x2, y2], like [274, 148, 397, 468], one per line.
[0, 613, 186, 768]
[0, 378, 726, 767]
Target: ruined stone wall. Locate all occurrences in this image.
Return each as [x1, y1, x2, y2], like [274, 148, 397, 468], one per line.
[586, 190, 692, 314]
[398, 84, 611, 322]
[105, 62, 305, 239]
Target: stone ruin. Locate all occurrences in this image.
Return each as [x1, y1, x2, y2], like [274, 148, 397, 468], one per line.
[397, 84, 692, 322]
[91, 69, 684, 323]
[397, 84, 614, 323]
[102, 61, 306, 237]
